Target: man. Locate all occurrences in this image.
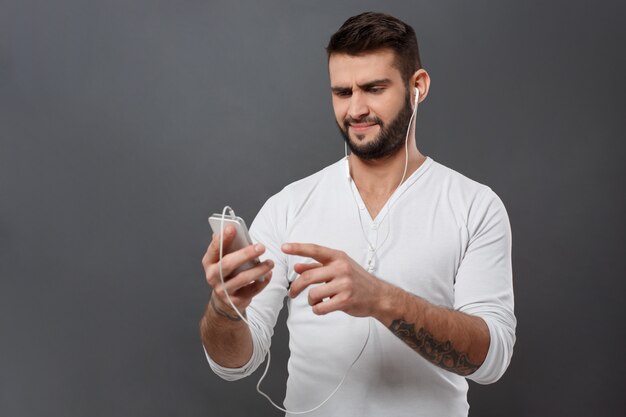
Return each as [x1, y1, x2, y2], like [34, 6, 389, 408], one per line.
[200, 11, 515, 417]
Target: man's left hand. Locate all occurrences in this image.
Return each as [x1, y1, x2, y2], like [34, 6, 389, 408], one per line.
[282, 243, 392, 317]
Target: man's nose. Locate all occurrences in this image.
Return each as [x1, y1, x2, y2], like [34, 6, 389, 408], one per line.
[347, 92, 369, 120]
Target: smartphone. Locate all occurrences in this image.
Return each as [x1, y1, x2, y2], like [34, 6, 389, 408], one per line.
[208, 213, 262, 279]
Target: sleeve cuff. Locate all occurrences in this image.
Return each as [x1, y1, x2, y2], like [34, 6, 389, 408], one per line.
[203, 344, 256, 382]
[466, 315, 515, 385]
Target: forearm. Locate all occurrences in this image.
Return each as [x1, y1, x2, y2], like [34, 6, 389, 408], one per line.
[199, 296, 254, 368]
[374, 284, 490, 376]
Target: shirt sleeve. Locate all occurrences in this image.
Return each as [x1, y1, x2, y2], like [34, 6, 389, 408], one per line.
[205, 194, 290, 381]
[453, 188, 516, 384]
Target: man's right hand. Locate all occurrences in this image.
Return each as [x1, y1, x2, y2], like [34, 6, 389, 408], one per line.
[201, 225, 274, 318]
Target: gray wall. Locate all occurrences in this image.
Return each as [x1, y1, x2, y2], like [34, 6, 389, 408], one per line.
[1, 1, 624, 416]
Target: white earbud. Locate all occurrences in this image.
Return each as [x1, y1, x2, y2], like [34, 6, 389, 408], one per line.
[414, 87, 419, 107]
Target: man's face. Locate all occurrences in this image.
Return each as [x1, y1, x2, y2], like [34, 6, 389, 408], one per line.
[329, 49, 412, 160]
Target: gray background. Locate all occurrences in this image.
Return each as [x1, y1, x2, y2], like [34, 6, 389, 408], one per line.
[1, 0, 624, 416]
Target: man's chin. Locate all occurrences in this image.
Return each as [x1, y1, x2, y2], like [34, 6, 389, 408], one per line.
[349, 131, 381, 146]
[347, 134, 406, 161]
[348, 141, 388, 160]
[348, 138, 377, 154]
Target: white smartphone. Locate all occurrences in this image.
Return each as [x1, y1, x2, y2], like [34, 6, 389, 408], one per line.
[208, 213, 262, 279]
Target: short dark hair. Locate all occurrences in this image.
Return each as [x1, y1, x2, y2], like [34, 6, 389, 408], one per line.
[326, 12, 422, 84]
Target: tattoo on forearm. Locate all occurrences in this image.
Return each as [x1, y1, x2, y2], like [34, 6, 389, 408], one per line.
[388, 319, 479, 376]
[210, 297, 245, 322]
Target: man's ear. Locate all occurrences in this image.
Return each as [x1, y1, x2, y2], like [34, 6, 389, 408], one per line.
[412, 69, 431, 104]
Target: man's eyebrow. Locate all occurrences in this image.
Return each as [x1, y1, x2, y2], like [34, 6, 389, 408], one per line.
[358, 78, 392, 89]
[331, 78, 393, 93]
[331, 86, 351, 94]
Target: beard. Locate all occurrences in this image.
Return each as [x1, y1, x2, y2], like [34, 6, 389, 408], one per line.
[337, 90, 413, 161]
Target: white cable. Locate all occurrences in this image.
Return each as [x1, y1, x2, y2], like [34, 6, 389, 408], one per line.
[346, 88, 420, 258]
[218, 205, 371, 415]
[398, 90, 418, 187]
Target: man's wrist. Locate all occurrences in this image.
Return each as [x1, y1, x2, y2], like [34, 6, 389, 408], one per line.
[372, 281, 409, 326]
[208, 296, 246, 322]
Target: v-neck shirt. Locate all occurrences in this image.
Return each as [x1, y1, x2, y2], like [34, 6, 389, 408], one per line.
[205, 157, 516, 417]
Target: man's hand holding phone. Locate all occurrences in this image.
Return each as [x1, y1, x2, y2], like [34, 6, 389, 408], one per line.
[201, 225, 274, 318]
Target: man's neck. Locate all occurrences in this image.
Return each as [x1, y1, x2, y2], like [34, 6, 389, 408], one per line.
[348, 143, 426, 198]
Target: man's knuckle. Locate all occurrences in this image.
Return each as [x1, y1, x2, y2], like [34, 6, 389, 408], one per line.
[205, 264, 216, 279]
[214, 286, 224, 298]
[337, 261, 351, 275]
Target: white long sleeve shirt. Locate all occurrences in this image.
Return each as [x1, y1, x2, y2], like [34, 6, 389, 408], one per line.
[206, 157, 516, 417]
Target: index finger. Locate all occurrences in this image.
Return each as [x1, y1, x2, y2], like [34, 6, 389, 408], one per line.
[204, 225, 236, 265]
[281, 243, 338, 264]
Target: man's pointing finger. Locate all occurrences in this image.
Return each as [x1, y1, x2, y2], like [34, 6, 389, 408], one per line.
[281, 243, 337, 263]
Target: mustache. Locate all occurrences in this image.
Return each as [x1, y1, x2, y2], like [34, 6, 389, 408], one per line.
[343, 116, 383, 129]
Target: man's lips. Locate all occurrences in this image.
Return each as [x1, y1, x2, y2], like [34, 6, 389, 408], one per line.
[349, 123, 378, 134]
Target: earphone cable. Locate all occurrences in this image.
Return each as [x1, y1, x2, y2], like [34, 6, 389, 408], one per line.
[217, 206, 371, 415]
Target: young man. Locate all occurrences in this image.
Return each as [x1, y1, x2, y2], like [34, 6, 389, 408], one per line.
[200, 12, 515, 417]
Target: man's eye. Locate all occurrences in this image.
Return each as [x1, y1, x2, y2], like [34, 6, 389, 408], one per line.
[367, 87, 383, 94]
[335, 91, 352, 97]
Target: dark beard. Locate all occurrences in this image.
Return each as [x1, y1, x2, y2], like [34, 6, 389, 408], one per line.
[337, 90, 413, 161]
